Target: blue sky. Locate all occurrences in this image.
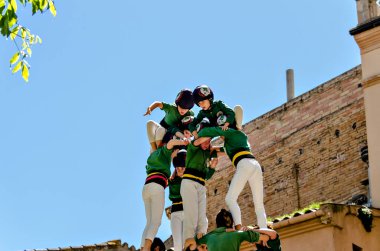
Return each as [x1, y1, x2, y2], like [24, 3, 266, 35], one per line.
[0, 1, 359, 250]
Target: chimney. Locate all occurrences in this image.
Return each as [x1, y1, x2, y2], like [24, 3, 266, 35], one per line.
[286, 69, 295, 101]
[356, 0, 380, 24]
[351, 0, 380, 208]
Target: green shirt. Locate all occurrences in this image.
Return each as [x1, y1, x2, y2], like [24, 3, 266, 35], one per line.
[185, 141, 216, 179]
[169, 176, 182, 202]
[197, 127, 251, 161]
[197, 227, 260, 251]
[145, 146, 172, 178]
[161, 102, 194, 133]
[189, 100, 235, 132]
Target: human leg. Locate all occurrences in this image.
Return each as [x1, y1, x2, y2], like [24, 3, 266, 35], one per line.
[181, 179, 199, 247]
[246, 159, 267, 228]
[155, 126, 167, 148]
[234, 105, 243, 130]
[225, 160, 252, 228]
[197, 184, 208, 236]
[170, 211, 184, 251]
[141, 183, 165, 250]
[147, 120, 160, 151]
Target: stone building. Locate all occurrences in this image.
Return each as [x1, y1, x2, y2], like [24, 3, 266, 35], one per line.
[205, 65, 368, 230]
[28, 0, 380, 250]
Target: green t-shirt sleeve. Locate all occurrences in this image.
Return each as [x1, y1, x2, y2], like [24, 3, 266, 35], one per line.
[239, 231, 260, 243]
[217, 100, 236, 125]
[161, 102, 170, 112]
[198, 127, 224, 138]
[206, 168, 215, 180]
[162, 144, 173, 155]
[195, 234, 208, 245]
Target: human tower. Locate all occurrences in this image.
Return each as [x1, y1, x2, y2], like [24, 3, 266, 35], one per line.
[141, 85, 281, 251]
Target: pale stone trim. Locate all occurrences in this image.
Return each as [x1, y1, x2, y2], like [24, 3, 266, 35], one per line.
[354, 25, 380, 54]
[363, 74, 380, 88]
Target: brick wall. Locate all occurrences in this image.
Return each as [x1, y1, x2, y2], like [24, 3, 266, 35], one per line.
[205, 66, 368, 230]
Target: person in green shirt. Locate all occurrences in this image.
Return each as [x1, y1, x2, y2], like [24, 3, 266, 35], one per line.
[144, 89, 195, 151]
[141, 138, 189, 251]
[189, 85, 243, 138]
[181, 118, 219, 250]
[186, 209, 281, 251]
[197, 126, 267, 230]
[168, 149, 186, 251]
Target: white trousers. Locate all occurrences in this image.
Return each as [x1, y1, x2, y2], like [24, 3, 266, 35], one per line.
[146, 120, 166, 144]
[180, 179, 208, 240]
[170, 211, 184, 251]
[141, 182, 165, 247]
[225, 158, 267, 228]
[234, 105, 243, 130]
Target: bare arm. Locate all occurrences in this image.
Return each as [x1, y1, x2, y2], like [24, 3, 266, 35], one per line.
[253, 229, 277, 240]
[193, 136, 211, 146]
[241, 226, 277, 240]
[143, 101, 163, 116]
[175, 131, 186, 139]
[167, 138, 189, 150]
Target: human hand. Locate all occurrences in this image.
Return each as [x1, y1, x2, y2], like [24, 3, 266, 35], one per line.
[184, 130, 192, 139]
[179, 138, 190, 147]
[192, 131, 199, 139]
[220, 122, 230, 131]
[241, 225, 255, 231]
[209, 158, 218, 168]
[196, 232, 204, 239]
[259, 234, 270, 248]
[143, 107, 151, 116]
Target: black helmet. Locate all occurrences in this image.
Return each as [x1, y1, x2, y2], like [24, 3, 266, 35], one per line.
[175, 89, 194, 110]
[173, 149, 187, 167]
[193, 85, 214, 106]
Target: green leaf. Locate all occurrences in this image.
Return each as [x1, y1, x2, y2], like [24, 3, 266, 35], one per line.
[21, 28, 26, 39]
[27, 47, 32, 56]
[1, 12, 10, 36]
[10, 0, 17, 12]
[7, 9, 17, 28]
[36, 35, 42, 43]
[10, 25, 19, 40]
[10, 51, 20, 64]
[48, 0, 56, 16]
[40, 0, 47, 10]
[12, 60, 22, 73]
[32, 1, 37, 14]
[22, 62, 29, 82]
[0, 0, 5, 11]
[25, 28, 31, 38]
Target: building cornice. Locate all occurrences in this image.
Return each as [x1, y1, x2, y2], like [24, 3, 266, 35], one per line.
[352, 23, 380, 54]
[350, 16, 380, 36]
